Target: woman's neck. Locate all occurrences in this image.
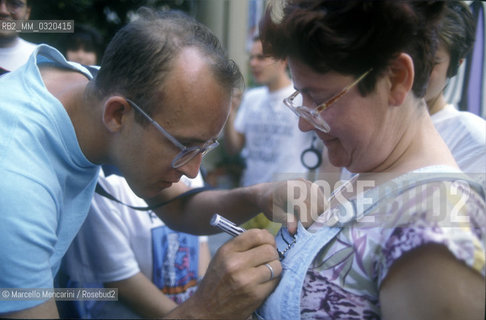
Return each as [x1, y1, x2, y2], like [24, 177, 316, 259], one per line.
[364, 97, 456, 177]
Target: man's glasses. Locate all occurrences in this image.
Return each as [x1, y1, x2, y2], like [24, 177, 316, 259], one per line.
[283, 69, 372, 132]
[126, 98, 219, 169]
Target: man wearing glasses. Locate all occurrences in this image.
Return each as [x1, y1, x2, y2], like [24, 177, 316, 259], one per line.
[0, 0, 35, 72]
[0, 9, 321, 319]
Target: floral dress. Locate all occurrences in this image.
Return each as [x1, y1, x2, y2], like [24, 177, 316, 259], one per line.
[257, 168, 485, 320]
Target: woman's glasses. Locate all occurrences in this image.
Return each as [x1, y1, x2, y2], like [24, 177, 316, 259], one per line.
[283, 69, 372, 132]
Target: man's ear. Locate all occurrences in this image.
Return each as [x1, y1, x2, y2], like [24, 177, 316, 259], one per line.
[102, 96, 131, 132]
[387, 53, 414, 106]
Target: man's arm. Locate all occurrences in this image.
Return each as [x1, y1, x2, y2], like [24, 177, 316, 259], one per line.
[151, 179, 327, 235]
[151, 181, 261, 234]
[379, 243, 485, 320]
[1, 299, 59, 319]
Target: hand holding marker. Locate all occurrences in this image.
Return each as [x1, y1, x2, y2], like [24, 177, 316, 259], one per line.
[210, 213, 279, 281]
[210, 213, 286, 260]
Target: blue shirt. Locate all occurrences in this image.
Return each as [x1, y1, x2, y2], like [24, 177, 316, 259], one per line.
[0, 45, 100, 313]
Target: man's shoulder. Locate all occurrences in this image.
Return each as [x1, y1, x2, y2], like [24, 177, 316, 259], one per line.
[31, 44, 95, 80]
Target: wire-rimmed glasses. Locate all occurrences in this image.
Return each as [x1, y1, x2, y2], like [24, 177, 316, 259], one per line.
[126, 98, 219, 169]
[283, 69, 372, 132]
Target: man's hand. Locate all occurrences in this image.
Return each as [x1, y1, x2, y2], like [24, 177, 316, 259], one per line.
[255, 179, 329, 234]
[167, 229, 281, 319]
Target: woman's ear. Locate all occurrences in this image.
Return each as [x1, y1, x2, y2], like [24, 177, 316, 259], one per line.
[387, 53, 414, 106]
[102, 96, 131, 132]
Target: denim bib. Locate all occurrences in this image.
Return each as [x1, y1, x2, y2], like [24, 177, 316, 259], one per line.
[256, 168, 483, 320]
[255, 222, 340, 320]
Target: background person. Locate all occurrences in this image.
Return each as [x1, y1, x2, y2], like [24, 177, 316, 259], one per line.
[62, 23, 104, 66]
[61, 171, 210, 319]
[425, 0, 486, 188]
[224, 36, 314, 234]
[257, 1, 485, 319]
[442, 1, 486, 118]
[0, 0, 35, 71]
[224, 36, 313, 188]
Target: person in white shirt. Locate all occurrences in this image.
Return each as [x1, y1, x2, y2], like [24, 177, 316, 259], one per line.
[224, 37, 314, 187]
[62, 171, 211, 319]
[425, 1, 486, 187]
[223, 36, 314, 233]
